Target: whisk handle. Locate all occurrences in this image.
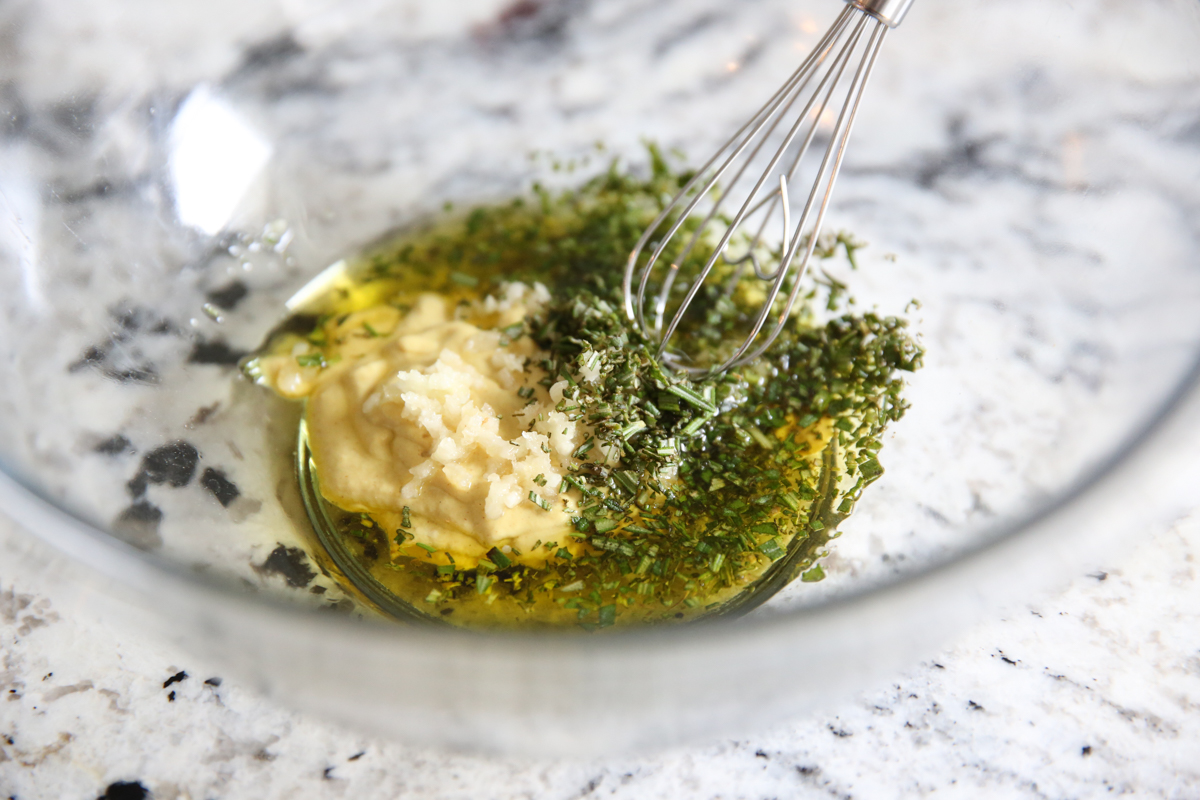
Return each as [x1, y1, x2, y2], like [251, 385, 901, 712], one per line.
[845, 0, 914, 27]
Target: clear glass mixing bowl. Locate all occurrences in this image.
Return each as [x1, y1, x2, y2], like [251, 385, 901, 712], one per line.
[3, 0, 1200, 754]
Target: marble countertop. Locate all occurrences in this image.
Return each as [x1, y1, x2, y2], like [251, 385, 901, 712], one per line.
[3, 0, 1200, 796]
[3, 504, 1198, 799]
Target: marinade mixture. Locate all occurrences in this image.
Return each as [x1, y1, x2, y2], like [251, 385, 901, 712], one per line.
[247, 150, 922, 630]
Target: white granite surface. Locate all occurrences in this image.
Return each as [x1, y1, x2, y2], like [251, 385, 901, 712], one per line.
[3, 0, 1200, 795]
[3, 504, 1199, 799]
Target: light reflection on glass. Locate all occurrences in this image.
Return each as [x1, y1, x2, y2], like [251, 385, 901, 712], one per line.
[0, 151, 44, 309]
[170, 85, 272, 235]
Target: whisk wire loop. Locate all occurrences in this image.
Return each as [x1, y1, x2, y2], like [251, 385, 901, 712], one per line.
[645, 9, 861, 334]
[658, 14, 877, 368]
[722, 18, 890, 372]
[622, 5, 856, 332]
[622, 2, 898, 375]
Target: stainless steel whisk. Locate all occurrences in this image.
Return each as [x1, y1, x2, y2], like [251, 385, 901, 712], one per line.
[622, 0, 913, 375]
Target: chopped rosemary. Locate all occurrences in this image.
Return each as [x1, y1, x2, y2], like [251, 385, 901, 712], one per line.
[618, 420, 647, 441]
[759, 539, 785, 561]
[665, 384, 717, 415]
[295, 353, 325, 368]
[801, 565, 826, 583]
[487, 547, 513, 569]
[272, 147, 921, 631]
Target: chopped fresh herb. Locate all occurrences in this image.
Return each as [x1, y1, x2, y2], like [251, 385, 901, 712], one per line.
[593, 518, 619, 534]
[597, 604, 617, 628]
[613, 470, 639, 495]
[296, 353, 325, 368]
[759, 539, 785, 561]
[860, 458, 884, 481]
[654, 438, 678, 458]
[618, 420, 647, 441]
[746, 426, 775, 450]
[801, 565, 826, 582]
[591, 536, 621, 552]
[680, 416, 709, 437]
[665, 384, 718, 415]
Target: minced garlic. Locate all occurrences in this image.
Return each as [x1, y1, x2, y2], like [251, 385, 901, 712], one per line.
[254, 283, 605, 562]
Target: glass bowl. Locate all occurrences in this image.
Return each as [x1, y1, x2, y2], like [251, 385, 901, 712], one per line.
[3, 0, 1200, 754]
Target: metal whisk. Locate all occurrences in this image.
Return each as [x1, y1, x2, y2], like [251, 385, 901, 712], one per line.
[622, 0, 913, 375]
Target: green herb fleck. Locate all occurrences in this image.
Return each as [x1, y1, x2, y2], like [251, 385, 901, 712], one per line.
[296, 353, 325, 368]
[801, 565, 826, 582]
